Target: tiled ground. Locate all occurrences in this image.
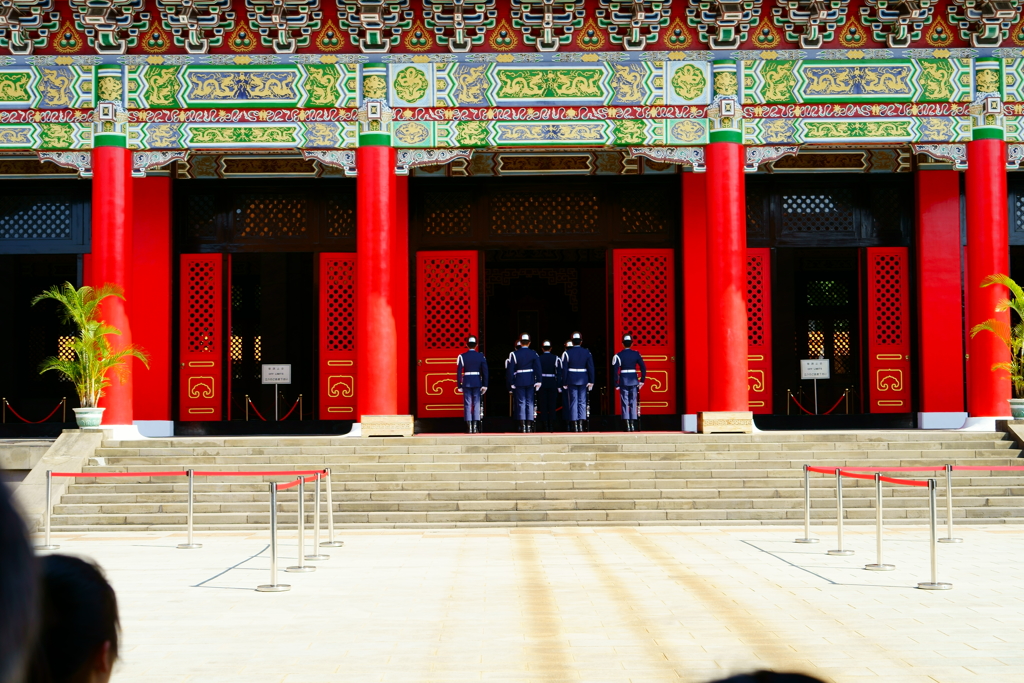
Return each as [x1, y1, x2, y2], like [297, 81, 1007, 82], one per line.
[34, 525, 1024, 683]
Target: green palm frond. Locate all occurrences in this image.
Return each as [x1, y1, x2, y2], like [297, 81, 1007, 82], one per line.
[975, 274, 1024, 398]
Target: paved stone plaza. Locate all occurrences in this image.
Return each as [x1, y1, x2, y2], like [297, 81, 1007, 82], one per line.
[34, 525, 1024, 683]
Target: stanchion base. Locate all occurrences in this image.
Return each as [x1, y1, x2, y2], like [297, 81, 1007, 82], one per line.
[321, 541, 345, 547]
[35, 544, 60, 551]
[938, 538, 963, 544]
[256, 584, 291, 592]
[794, 538, 819, 544]
[827, 549, 854, 556]
[177, 543, 203, 549]
[917, 582, 953, 590]
[305, 553, 330, 561]
[865, 563, 895, 571]
[285, 566, 316, 573]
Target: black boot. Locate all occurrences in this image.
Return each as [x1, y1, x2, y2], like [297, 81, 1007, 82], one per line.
[518, 420, 525, 433]
[574, 420, 582, 432]
[632, 420, 639, 432]
[466, 421, 473, 434]
[474, 420, 481, 434]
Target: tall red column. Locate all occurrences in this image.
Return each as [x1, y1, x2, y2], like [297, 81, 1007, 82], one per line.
[356, 145, 399, 418]
[966, 139, 1011, 417]
[91, 145, 134, 425]
[682, 172, 709, 420]
[393, 175, 410, 415]
[705, 142, 748, 411]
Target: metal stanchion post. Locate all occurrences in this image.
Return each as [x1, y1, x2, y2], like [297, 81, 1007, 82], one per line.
[286, 478, 315, 573]
[36, 470, 60, 550]
[257, 483, 290, 592]
[178, 469, 202, 549]
[321, 468, 343, 548]
[918, 479, 953, 590]
[795, 465, 819, 543]
[865, 473, 894, 571]
[305, 473, 329, 561]
[938, 464, 962, 544]
[827, 468, 854, 556]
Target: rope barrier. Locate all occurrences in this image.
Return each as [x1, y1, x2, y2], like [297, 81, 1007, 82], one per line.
[788, 392, 846, 416]
[3, 398, 65, 424]
[247, 397, 268, 422]
[789, 395, 815, 415]
[278, 396, 301, 421]
[821, 392, 848, 415]
[952, 465, 1024, 471]
[838, 466, 946, 472]
[808, 466, 943, 488]
[51, 469, 327, 478]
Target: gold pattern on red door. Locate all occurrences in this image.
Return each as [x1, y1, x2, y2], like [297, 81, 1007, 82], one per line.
[747, 249, 773, 414]
[179, 254, 223, 421]
[319, 253, 356, 419]
[865, 247, 911, 413]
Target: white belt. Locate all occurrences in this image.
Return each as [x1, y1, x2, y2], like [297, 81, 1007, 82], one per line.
[515, 369, 533, 374]
[541, 374, 556, 377]
[568, 368, 587, 372]
[463, 372, 479, 375]
[620, 369, 637, 373]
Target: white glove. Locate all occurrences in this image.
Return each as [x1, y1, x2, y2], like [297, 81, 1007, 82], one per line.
[533, 383, 541, 391]
[456, 388, 463, 394]
[587, 383, 594, 391]
[510, 385, 515, 391]
[638, 383, 644, 390]
[481, 386, 487, 395]
[558, 388, 562, 393]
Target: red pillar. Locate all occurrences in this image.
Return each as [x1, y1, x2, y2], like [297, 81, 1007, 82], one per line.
[131, 177, 173, 427]
[356, 145, 399, 418]
[682, 172, 709, 417]
[966, 139, 1011, 417]
[91, 146, 134, 425]
[915, 170, 965, 416]
[393, 175, 410, 415]
[705, 142, 748, 412]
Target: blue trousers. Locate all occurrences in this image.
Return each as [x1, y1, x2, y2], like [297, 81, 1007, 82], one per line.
[565, 385, 588, 421]
[619, 385, 639, 420]
[513, 386, 535, 420]
[463, 387, 482, 421]
[537, 387, 559, 421]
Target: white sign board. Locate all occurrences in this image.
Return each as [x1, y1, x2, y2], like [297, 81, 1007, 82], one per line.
[261, 364, 291, 385]
[800, 359, 830, 380]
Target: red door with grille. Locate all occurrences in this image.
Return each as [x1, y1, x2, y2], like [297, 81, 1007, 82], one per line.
[747, 249, 773, 414]
[416, 251, 479, 418]
[865, 247, 911, 413]
[319, 253, 357, 420]
[611, 249, 676, 415]
[179, 254, 223, 421]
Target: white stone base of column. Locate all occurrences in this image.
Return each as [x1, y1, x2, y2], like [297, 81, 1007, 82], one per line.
[682, 414, 698, 433]
[698, 411, 754, 434]
[960, 416, 1013, 431]
[85, 424, 144, 441]
[916, 412, 967, 430]
[341, 422, 362, 437]
[360, 415, 414, 437]
[134, 420, 174, 437]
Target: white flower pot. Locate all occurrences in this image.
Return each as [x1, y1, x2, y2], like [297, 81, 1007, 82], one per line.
[73, 407, 105, 428]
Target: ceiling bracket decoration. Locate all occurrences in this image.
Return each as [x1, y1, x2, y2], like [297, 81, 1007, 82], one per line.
[745, 145, 800, 172]
[948, 0, 1022, 47]
[395, 148, 473, 175]
[303, 149, 357, 176]
[37, 150, 92, 178]
[596, 0, 672, 50]
[0, 0, 59, 55]
[246, 0, 322, 53]
[860, 0, 935, 48]
[423, 0, 497, 52]
[156, 0, 235, 54]
[771, 0, 848, 48]
[686, 0, 763, 50]
[69, 0, 150, 54]
[132, 150, 187, 177]
[629, 147, 705, 172]
[511, 0, 586, 51]
[912, 143, 967, 169]
[338, 0, 413, 53]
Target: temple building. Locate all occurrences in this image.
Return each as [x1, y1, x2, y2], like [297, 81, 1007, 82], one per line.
[0, 0, 1018, 436]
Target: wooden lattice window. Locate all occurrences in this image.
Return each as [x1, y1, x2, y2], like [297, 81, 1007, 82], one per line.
[424, 192, 473, 236]
[621, 189, 669, 234]
[780, 190, 856, 233]
[746, 253, 766, 346]
[326, 198, 354, 238]
[420, 256, 474, 350]
[323, 256, 355, 352]
[186, 195, 219, 240]
[236, 195, 308, 238]
[0, 196, 72, 240]
[872, 252, 903, 345]
[616, 252, 670, 347]
[491, 192, 599, 235]
[186, 260, 218, 354]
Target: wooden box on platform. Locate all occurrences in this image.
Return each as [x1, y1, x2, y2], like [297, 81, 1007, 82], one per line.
[698, 412, 754, 434]
[361, 415, 414, 437]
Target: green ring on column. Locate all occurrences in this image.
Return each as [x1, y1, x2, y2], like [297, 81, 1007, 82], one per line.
[709, 129, 743, 144]
[359, 132, 391, 146]
[972, 128, 1005, 141]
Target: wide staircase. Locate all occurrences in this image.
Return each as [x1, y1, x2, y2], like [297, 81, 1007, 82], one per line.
[48, 431, 1024, 531]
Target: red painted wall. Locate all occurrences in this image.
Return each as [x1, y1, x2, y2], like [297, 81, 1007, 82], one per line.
[682, 172, 708, 414]
[394, 175, 410, 415]
[132, 177, 173, 421]
[915, 170, 965, 413]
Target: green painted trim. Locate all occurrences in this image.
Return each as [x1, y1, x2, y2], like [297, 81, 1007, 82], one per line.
[712, 59, 736, 66]
[93, 133, 127, 147]
[709, 129, 742, 143]
[359, 132, 391, 146]
[364, 62, 387, 70]
[973, 128, 1005, 141]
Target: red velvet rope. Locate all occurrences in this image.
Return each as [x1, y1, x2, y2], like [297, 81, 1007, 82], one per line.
[840, 466, 945, 472]
[789, 393, 846, 416]
[821, 393, 848, 415]
[4, 399, 64, 424]
[51, 469, 327, 478]
[278, 396, 301, 421]
[193, 470, 325, 477]
[247, 397, 268, 422]
[789, 395, 814, 415]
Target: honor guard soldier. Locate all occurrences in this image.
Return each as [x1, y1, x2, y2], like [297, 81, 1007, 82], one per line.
[561, 332, 595, 432]
[612, 334, 646, 432]
[457, 335, 489, 434]
[537, 340, 561, 432]
[507, 333, 542, 432]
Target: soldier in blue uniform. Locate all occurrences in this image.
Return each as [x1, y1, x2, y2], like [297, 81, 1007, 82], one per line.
[536, 340, 561, 432]
[612, 333, 647, 432]
[561, 331, 595, 432]
[456, 335, 489, 434]
[507, 333, 542, 432]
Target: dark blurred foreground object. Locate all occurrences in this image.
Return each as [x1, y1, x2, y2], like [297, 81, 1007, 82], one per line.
[710, 673, 826, 683]
[0, 482, 38, 683]
[26, 555, 119, 683]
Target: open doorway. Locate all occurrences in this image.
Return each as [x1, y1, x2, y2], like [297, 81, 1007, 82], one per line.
[483, 249, 608, 417]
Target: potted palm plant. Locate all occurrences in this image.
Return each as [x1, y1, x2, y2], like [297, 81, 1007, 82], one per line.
[970, 273, 1024, 418]
[32, 283, 149, 428]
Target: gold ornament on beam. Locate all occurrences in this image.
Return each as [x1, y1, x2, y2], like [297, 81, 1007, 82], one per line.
[663, 18, 693, 49]
[404, 21, 434, 51]
[839, 15, 869, 47]
[53, 20, 84, 54]
[576, 18, 605, 50]
[926, 14, 954, 47]
[315, 19, 344, 51]
[227, 24, 256, 52]
[750, 16, 780, 49]
[489, 19, 517, 51]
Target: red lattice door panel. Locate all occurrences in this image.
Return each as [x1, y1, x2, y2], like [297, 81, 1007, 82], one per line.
[747, 249, 773, 414]
[179, 254, 223, 421]
[865, 247, 911, 413]
[319, 253, 357, 420]
[612, 249, 676, 415]
[416, 251, 479, 418]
